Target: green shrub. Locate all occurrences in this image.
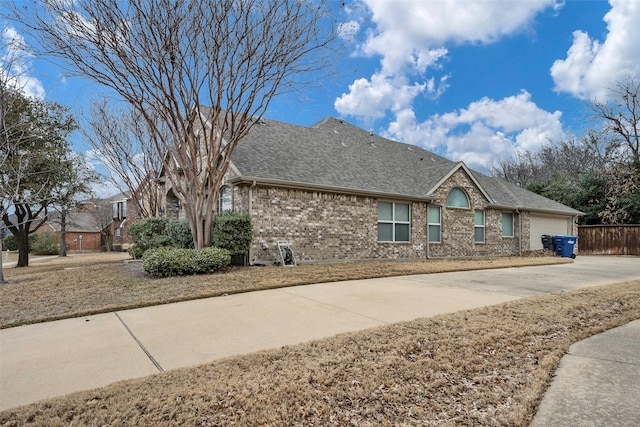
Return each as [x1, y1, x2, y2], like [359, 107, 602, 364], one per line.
[30, 231, 60, 255]
[212, 213, 253, 257]
[127, 218, 170, 259]
[127, 218, 195, 258]
[128, 245, 146, 260]
[3, 234, 18, 251]
[142, 246, 230, 277]
[166, 219, 194, 249]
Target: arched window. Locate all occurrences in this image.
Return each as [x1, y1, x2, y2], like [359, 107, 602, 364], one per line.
[446, 188, 469, 208]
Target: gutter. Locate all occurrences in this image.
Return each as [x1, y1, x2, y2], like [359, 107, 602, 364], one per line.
[488, 203, 584, 217]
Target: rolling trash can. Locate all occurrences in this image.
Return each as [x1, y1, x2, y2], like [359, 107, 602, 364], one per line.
[541, 234, 555, 252]
[553, 235, 578, 258]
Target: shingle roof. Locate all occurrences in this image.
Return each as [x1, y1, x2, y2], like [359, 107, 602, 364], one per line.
[229, 116, 583, 215]
[46, 212, 103, 233]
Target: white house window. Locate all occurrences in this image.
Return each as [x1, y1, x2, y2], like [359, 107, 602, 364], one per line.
[474, 210, 485, 243]
[502, 212, 514, 237]
[378, 202, 410, 242]
[428, 206, 441, 243]
[446, 188, 470, 208]
[218, 186, 232, 213]
[115, 227, 121, 237]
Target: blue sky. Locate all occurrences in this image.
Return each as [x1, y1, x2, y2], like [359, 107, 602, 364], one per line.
[3, 0, 640, 196]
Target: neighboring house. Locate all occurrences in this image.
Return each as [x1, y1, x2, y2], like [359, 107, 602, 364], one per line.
[42, 210, 103, 252]
[107, 192, 137, 248]
[160, 114, 583, 264]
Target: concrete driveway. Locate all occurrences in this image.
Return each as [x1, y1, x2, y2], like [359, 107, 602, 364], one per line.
[1, 255, 639, 411]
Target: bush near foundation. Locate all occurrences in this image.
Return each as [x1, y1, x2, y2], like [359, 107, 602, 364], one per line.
[213, 213, 252, 265]
[128, 218, 193, 259]
[142, 246, 231, 277]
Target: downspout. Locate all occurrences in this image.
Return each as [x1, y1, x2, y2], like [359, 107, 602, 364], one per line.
[426, 202, 431, 259]
[516, 207, 522, 256]
[248, 181, 257, 265]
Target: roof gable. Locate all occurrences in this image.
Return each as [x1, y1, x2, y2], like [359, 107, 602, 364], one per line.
[426, 162, 494, 203]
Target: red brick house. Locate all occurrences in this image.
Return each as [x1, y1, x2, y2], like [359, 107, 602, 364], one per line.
[42, 210, 103, 252]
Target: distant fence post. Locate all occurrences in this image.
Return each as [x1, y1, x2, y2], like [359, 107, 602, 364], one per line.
[577, 225, 640, 255]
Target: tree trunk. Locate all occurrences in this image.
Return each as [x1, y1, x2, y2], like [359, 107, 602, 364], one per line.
[59, 211, 67, 257]
[102, 233, 112, 251]
[0, 237, 5, 284]
[16, 230, 29, 267]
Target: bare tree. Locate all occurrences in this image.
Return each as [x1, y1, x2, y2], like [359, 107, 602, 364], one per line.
[591, 77, 640, 165]
[84, 101, 160, 219]
[87, 199, 116, 252]
[493, 135, 608, 188]
[13, 0, 340, 249]
[592, 77, 640, 224]
[49, 153, 98, 256]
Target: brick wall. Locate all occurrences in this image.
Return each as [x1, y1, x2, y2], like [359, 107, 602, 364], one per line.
[236, 185, 428, 263]
[427, 168, 521, 258]
[230, 166, 527, 263]
[65, 232, 102, 252]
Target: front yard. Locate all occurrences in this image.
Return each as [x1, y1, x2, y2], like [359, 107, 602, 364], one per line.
[1, 253, 638, 425]
[0, 251, 571, 328]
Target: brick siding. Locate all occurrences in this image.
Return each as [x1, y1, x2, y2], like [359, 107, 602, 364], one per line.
[230, 166, 525, 263]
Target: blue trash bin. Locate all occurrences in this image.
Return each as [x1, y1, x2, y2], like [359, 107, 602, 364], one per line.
[554, 235, 578, 258]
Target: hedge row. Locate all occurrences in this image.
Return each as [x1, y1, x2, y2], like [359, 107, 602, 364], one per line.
[142, 246, 231, 277]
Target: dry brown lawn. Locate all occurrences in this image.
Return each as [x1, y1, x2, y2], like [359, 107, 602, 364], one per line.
[1, 278, 638, 426]
[0, 251, 571, 329]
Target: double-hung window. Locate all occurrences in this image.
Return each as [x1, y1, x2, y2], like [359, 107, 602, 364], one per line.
[428, 206, 441, 243]
[502, 212, 514, 237]
[474, 210, 485, 243]
[378, 202, 410, 242]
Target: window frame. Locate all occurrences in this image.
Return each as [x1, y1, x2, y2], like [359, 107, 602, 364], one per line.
[428, 205, 441, 243]
[502, 212, 515, 237]
[377, 201, 411, 242]
[446, 187, 470, 209]
[474, 210, 485, 243]
[218, 185, 233, 213]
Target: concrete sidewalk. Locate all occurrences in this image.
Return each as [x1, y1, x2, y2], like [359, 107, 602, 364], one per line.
[531, 319, 640, 427]
[1, 256, 639, 417]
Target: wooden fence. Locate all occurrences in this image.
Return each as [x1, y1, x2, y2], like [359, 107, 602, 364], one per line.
[577, 225, 640, 255]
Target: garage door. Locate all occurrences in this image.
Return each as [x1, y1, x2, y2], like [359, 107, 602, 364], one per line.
[529, 215, 571, 250]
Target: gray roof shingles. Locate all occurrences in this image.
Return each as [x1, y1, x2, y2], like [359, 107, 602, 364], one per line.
[230, 116, 582, 215]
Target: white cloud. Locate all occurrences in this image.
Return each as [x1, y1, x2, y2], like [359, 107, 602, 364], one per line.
[335, 72, 427, 119]
[363, 0, 558, 73]
[335, 0, 559, 121]
[1, 25, 45, 99]
[551, 0, 640, 100]
[384, 91, 565, 172]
